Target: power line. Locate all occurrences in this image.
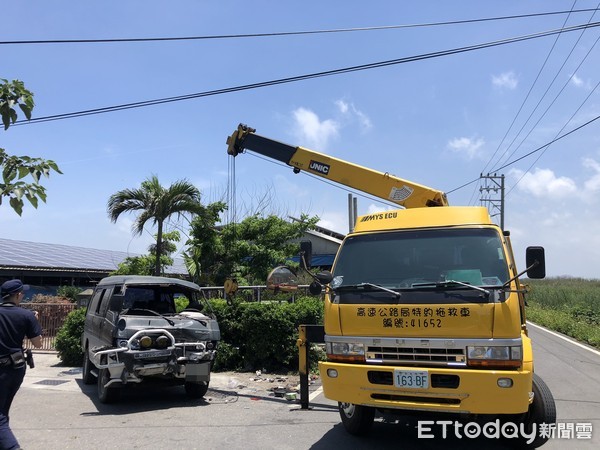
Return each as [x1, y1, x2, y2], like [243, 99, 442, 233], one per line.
[447, 112, 600, 195]
[469, 0, 582, 205]
[14, 20, 600, 126]
[2, 9, 598, 45]
[506, 77, 600, 196]
[490, 4, 600, 173]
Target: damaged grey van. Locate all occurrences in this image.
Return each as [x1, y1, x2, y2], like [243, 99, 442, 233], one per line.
[81, 275, 220, 403]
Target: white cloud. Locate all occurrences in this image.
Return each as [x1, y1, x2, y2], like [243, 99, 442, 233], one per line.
[492, 71, 518, 90]
[366, 203, 395, 214]
[336, 100, 349, 114]
[291, 107, 339, 151]
[335, 99, 373, 132]
[570, 73, 592, 90]
[509, 167, 577, 198]
[583, 157, 600, 192]
[318, 210, 349, 235]
[447, 137, 485, 160]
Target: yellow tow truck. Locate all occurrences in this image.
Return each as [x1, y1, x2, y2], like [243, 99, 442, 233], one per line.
[227, 124, 556, 448]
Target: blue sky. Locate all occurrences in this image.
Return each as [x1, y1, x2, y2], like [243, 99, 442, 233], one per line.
[1, 1, 600, 279]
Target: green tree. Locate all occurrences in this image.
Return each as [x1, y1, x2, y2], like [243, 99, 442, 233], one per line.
[107, 175, 203, 276]
[1, 78, 62, 215]
[184, 201, 227, 284]
[148, 230, 180, 270]
[111, 230, 182, 276]
[188, 213, 319, 285]
[110, 254, 155, 275]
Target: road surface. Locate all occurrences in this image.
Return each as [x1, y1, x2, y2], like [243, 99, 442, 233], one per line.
[9, 323, 599, 449]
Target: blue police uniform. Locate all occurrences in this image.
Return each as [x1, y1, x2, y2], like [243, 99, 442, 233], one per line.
[0, 280, 42, 450]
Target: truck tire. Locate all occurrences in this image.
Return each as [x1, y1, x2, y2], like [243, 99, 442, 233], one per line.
[511, 373, 556, 449]
[338, 402, 375, 435]
[82, 346, 96, 385]
[185, 381, 209, 399]
[97, 368, 121, 404]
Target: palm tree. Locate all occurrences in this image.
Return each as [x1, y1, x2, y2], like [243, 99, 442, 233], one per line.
[107, 175, 203, 276]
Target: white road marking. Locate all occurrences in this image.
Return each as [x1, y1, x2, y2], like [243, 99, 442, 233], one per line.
[527, 320, 600, 357]
[309, 386, 323, 402]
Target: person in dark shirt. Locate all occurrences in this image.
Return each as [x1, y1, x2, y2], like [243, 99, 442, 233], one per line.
[0, 280, 42, 450]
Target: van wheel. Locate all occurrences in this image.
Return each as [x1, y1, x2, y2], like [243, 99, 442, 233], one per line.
[338, 402, 375, 435]
[511, 374, 556, 449]
[97, 368, 121, 404]
[185, 381, 209, 398]
[82, 347, 96, 385]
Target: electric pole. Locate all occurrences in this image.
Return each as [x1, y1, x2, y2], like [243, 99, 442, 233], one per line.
[479, 173, 505, 230]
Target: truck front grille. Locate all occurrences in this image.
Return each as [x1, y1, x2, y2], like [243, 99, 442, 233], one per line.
[366, 345, 466, 367]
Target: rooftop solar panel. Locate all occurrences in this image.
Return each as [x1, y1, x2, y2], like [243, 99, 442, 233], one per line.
[0, 238, 186, 274]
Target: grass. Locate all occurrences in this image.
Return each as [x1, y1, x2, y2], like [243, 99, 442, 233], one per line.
[524, 278, 600, 348]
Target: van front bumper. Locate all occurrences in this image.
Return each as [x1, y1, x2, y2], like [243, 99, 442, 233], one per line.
[319, 361, 532, 415]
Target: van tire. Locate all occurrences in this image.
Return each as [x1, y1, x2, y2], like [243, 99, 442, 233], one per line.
[97, 368, 121, 404]
[338, 402, 375, 435]
[185, 381, 209, 398]
[82, 346, 96, 385]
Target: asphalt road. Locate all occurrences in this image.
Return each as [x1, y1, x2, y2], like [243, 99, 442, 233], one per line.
[9, 323, 600, 449]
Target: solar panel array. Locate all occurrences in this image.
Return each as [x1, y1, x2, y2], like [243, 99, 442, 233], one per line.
[0, 238, 186, 274]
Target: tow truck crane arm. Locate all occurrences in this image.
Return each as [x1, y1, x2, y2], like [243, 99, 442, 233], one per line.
[226, 124, 448, 208]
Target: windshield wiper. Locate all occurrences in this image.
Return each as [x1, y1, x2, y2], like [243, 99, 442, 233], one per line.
[411, 280, 490, 296]
[336, 283, 401, 299]
[122, 308, 176, 326]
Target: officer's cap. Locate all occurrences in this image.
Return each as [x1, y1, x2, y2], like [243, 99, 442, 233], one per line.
[1, 279, 30, 298]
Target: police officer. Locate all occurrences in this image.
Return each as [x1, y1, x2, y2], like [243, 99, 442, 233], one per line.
[0, 280, 42, 450]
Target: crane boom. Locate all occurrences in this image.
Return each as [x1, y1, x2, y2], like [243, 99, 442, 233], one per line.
[226, 124, 448, 208]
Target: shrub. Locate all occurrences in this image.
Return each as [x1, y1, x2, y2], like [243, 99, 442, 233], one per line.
[213, 342, 243, 371]
[210, 296, 323, 372]
[56, 285, 82, 302]
[55, 307, 86, 366]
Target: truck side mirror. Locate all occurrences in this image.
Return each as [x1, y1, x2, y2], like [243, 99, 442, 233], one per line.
[525, 246, 546, 279]
[300, 241, 312, 270]
[308, 271, 333, 296]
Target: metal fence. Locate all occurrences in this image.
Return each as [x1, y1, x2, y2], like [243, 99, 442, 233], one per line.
[21, 303, 76, 351]
[200, 285, 312, 302]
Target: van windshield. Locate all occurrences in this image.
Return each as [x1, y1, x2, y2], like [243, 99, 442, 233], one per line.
[332, 228, 509, 293]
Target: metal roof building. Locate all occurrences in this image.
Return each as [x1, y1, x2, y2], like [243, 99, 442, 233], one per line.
[0, 238, 187, 297]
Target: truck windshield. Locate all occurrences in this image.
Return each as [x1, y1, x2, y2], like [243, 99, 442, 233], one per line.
[332, 228, 509, 294]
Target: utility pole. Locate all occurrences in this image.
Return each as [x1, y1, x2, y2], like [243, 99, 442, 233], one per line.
[347, 194, 358, 232]
[479, 173, 505, 230]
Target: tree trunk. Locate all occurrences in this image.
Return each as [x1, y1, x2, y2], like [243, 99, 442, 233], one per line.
[155, 221, 163, 276]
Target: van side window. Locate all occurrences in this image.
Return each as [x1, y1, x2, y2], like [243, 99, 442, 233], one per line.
[97, 288, 113, 317]
[88, 289, 105, 314]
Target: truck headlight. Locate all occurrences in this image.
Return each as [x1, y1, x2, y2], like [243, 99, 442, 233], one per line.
[326, 341, 365, 362]
[467, 345, 522, 369]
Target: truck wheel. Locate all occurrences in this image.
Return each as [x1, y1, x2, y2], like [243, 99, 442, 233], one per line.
[82, 347, 96, 385]
[511, 374, 556, 449]
[97, 368, 121, 404]
[338, 402, 375, 435]
[185, 381, 209, 398]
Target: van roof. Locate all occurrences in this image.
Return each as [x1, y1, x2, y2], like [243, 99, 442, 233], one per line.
[96, 275, 200, 291]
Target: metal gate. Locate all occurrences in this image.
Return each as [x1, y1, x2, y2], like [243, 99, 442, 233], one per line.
[21, 303, 76, 351]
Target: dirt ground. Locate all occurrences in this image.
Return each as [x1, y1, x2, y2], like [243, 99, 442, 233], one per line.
[212, 370, 319, 399]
